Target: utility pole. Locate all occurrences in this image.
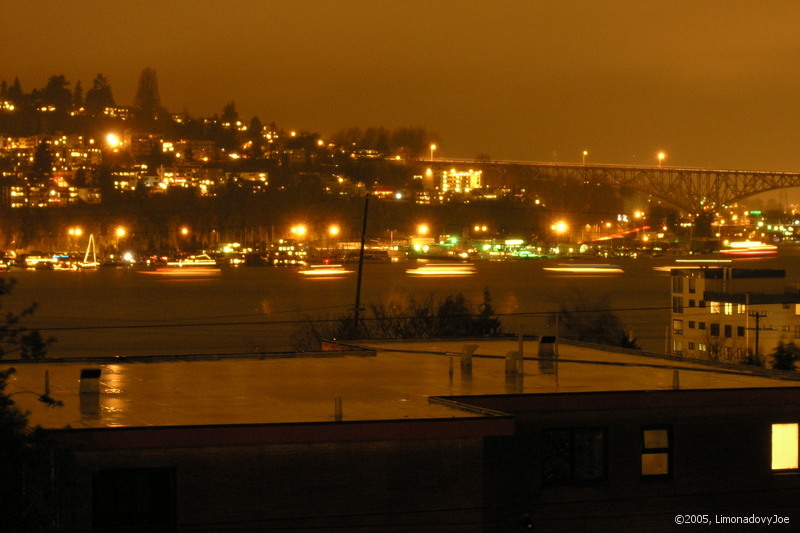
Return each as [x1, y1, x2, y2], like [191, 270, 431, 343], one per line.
[749, 311, 768, 362]
[353, 193, 370, 335]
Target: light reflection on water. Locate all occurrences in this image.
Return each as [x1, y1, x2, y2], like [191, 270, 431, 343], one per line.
[4, 250, 800, 356]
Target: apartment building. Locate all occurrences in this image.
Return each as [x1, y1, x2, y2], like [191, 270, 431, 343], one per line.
[670, 267, 800, 362]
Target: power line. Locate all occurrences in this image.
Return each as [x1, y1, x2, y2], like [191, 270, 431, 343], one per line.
[28, 304, 673, 333]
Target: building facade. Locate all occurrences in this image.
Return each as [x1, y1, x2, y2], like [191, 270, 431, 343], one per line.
[50, 387, 800, 532]
[670, 267, 800, 362]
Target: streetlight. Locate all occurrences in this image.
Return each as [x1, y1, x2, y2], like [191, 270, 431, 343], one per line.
[68, 226, 83, 252]
[429, 143, 437, 162]
[551, 221, 568, 235]
[114, 225, 127, 255]
[657, 151, 666, 168]
[291, 224, 308, 239]
[326, 224, 340, 251]
[417, 223, 430, 236]
[180, 226, 190, 237]
[582, 150, 588, 165]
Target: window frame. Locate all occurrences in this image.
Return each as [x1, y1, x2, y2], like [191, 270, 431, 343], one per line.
[641, 426, 672, 479]
[541, 427, 608, 486]
[771, 423, 799, 473]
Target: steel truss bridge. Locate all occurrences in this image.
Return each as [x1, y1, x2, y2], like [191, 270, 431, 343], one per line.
[419, 159, 800, 213]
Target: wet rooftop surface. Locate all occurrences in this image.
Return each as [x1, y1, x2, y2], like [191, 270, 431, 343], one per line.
[7, 339, 798, 429]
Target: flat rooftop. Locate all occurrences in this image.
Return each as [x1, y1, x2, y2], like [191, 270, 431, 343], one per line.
[7, 339, 798, 429]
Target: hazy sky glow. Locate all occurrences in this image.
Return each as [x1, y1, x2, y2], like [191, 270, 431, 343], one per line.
[5, 1, 800, 170]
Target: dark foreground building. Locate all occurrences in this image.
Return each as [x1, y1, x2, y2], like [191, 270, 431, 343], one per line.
[9, 340, 800, 531]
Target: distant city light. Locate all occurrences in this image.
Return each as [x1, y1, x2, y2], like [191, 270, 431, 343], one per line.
[106, 133, 121, 148]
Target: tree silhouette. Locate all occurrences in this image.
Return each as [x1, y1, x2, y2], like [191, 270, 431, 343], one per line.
[84, 73, 115, 115]
[72, 80, 84, 108]
[221, 101, 238, 124]
[40, 75, 71, 110]
[553, 290, 640, 349]
[133, 67, 166, 121]
[7, 77, 22, 102]
[771, 341, 799, 371]
[30, 141, 53, 184]
[0, 278, 62, 531]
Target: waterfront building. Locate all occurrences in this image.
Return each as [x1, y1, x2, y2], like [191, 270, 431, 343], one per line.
[670, 267, 800, 362]
[437, 168, 482, 194]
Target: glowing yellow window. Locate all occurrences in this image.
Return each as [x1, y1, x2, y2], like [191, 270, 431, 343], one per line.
[642, 428, 671, 476]
[772, 423, 799, 471]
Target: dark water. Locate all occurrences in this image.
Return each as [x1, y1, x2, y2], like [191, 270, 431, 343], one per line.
[5, 251, 800, 358]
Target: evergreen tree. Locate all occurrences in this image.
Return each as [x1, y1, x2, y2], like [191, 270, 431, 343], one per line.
[40, 74, 72, 111]
[84, 73, 115, 115]
[221, 101, 238, 124]
[772, 341, 799, 371]
[218, 102, 239, 151]
[246, 116, 264, 158]
[133, 67, 165, 120]
[31, 142, 53, 184]
[72, 79, 84, 108]
[7, 77, 22, 102]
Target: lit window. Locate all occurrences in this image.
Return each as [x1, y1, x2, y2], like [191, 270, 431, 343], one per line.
[672, 319, 683, 335]
[642, 427, 671, 476]
[710, 301, 720, 314]
[672, 340, 683, 355]
[772, 423, 799, 471]
[724, 302, 733, 315]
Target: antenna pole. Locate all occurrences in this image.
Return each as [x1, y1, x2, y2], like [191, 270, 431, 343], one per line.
[353, 194, 370, 335]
